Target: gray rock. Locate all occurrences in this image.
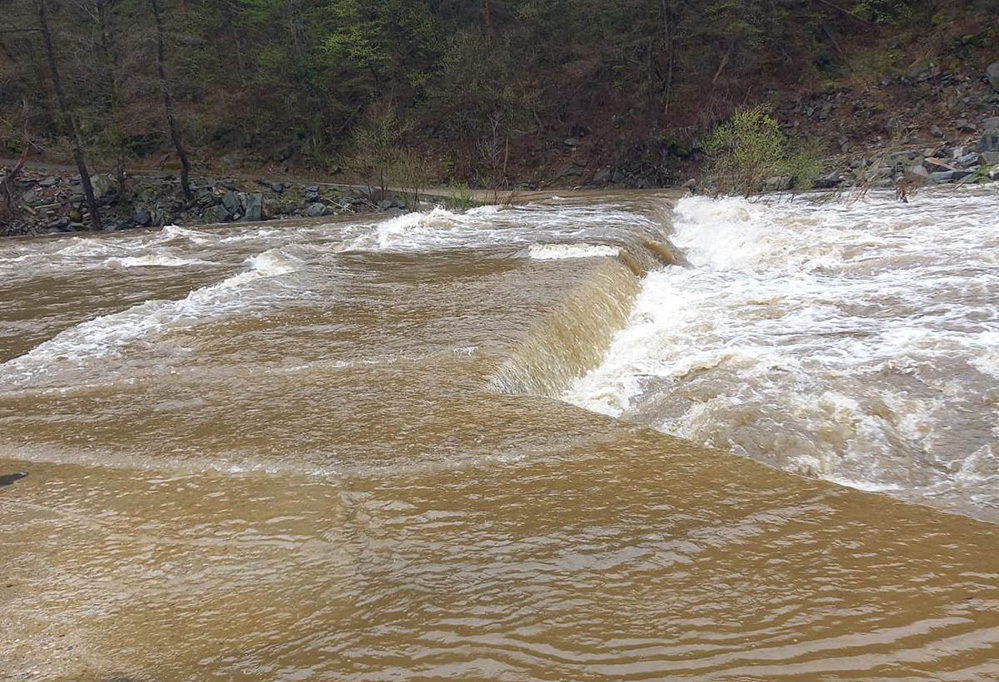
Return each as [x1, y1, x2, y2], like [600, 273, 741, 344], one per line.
[931, 125, 944, 138]
[90, 173, 116, 201]
[905, 165, 933, 186]
[589, 168, 612, 187]
[984, 117, 999, 134]
[956, 119, 977, 133]
[611, 169, 627, 184]
[813, 171, 842, 189]
[305, 185, 320, 195]
[38, 176, 59, 188]
[931, 171, 956, 183]
[211, 203, 228, 223]
[987, 62, 999, 92]
[981, 151, 999, 166]
[979, 131, 999, 153]
[763, 176, 793, 192]
[240, 193, 263, 222]
[131, 208, 152, 226]
[305, 202, 327, 217]
[955, 153, 982, 168]
[222, 191, 240, 215]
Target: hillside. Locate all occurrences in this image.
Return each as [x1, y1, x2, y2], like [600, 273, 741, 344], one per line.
[1, 0, 997, 233]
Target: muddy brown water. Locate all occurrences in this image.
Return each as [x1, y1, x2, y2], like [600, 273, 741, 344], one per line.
[2, 192, 998, 680]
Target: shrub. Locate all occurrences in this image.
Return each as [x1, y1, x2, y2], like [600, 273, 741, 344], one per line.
[704, 106, 823, 196]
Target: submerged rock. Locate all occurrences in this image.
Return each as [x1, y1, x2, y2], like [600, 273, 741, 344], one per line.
[0, 472, 27, 487]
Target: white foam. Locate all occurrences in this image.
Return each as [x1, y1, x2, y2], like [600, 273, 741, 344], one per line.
[0, 248, 302, 385]
[567, 189, 999, 502]
[108, 254, 209, 268]
[527, 244, 620, 260]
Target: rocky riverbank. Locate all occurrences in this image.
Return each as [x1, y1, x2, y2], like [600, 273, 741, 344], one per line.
[808, 116, 999, 193]
[0, 169, 412, 237]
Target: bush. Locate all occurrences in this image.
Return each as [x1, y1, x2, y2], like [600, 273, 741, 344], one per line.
[704, 106, 823, 196]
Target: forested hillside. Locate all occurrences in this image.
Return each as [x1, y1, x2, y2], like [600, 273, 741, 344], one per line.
[1, 0, 997, 190]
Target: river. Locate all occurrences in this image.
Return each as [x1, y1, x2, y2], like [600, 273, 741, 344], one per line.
[2, 188, 998, 680]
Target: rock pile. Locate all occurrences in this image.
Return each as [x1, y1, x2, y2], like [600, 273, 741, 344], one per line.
[0, 170, 380, 236]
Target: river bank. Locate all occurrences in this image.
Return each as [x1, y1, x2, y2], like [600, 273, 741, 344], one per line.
[2, 102, 997, 238]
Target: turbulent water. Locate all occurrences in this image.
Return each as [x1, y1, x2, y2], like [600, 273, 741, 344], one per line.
[568, 190, 999, 519]
[2, 189, 999, 681]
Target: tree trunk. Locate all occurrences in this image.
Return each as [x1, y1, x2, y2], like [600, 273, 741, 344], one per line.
[482, 0, 491, 33]
[39, 0, 103, 231]
[96, 0, 126, 198]
[150, 0, 192, 202]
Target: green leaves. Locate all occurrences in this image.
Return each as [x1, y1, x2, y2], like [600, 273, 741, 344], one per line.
[705, 106, 823, 196]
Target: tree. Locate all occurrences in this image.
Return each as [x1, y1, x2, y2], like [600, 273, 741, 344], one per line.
[149, 0, 192, 201]
[38, 0, 103, 231]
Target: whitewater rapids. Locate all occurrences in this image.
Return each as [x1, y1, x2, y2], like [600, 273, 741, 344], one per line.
[567, 189, 999, 518]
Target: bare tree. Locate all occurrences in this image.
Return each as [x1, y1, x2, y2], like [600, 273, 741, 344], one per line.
[149, 0, 191, 201]
[38, 0, 102, 231]
[93, 0, 126, 196]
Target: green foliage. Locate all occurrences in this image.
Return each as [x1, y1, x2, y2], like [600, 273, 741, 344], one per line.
[444, 181, 477, 211]
[704, 106, 823, 196]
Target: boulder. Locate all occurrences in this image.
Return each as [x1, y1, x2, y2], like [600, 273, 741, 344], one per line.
[131, 208, 152, 227]
[240, 193, 263, 222]
[981, 151, 999, 166]
[904, 165, 933, 186]
[954, 153, 982, 168]
[813, 171, 843, 189]
[589, 168, 612, 187]
[222, 190, 240, 215]
[984, 117, 999, 133]
[931, 124, 944, 138]
[305, 202, 327, 217]
[38, 176, 59, 188]
[377, 199, 404, 211]
[90, 173, 117, 201]
[930, 171, 955, 183]
[987, 62, 999, 92]
[956, 119, 977, 133]
[979, 130, 999, 153]
[763, 176, 793, 192]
